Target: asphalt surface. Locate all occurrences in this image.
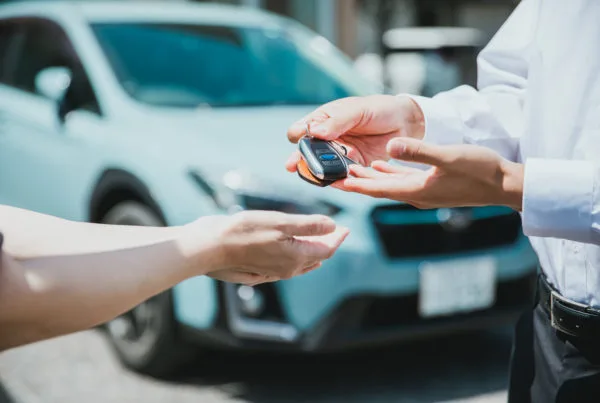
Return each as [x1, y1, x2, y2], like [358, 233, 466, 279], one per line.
[0, 326, 514, 403]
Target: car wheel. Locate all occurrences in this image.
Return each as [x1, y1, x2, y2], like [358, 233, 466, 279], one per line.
[101, 201, 198, 378]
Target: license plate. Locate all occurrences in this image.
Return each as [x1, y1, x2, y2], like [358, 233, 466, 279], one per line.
[418, 257, 496, 318]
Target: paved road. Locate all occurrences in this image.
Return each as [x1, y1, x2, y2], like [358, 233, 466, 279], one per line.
[0, 328, 513, 403]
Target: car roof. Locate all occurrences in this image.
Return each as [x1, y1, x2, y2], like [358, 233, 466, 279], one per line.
[0, 1, 284, 27]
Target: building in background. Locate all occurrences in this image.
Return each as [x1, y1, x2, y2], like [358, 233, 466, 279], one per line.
[192, 0, 519, 95]
[195, 0, 519, 59]
[194, 0, 356, 57]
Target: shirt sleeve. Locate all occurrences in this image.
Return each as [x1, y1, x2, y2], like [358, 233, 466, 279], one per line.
[406, 0, 541, 162]
[402, 0, 600, 244]
[521, 159, 600, 244]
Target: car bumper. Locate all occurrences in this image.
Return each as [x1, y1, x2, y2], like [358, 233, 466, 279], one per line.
[181, 269, 536, 352]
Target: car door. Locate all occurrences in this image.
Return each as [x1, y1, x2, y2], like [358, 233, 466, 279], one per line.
[0, 17, 106, 220]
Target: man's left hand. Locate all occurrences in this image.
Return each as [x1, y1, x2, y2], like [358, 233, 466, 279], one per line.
[332, 138, 524, 211]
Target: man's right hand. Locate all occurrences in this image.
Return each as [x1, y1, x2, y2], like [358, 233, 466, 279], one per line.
[285, 95, 425, 171]
[184, 211, 349, 285]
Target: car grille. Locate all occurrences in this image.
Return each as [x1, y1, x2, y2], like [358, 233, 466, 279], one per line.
[371, 204, 522, 258]
[360, 271, 536, 329]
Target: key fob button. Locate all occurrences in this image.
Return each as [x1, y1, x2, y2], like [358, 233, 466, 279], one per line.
[319, 154, 338, 161]
[315, 149, 334, 155]
[322, 160, 343, 167]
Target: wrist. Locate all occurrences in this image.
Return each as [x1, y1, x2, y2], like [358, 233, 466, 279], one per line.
[397, 95, 426, 140]
[500, 161, 524, 211]
[176, 216, 227, 277]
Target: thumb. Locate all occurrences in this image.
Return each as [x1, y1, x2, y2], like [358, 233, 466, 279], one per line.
[308, 102, 366, 141]
[387, 137, 449, 167]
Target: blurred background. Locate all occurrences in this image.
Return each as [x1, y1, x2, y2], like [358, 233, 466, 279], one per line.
[191, 0, 519, 95]
[195, 0, 518, 94]
[0, 0, 530, 402]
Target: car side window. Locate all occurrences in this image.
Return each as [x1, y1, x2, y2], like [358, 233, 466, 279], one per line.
[11, 19, 101, 115]
[0, 19, 22, 85]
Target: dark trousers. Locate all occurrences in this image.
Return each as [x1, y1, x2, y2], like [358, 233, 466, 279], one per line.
[508, 303, 600, 402]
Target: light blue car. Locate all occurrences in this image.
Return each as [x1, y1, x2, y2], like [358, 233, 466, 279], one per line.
[0, 1, 538, 376]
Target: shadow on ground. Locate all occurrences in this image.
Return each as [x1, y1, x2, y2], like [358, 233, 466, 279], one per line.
[174, 327, 514, 403]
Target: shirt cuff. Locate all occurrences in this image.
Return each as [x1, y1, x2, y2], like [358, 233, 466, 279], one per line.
[522, 158, 595, 243]
[401, 94, 464, 146]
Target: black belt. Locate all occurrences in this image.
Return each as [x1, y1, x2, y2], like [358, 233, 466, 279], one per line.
[539, 276, 600, 339]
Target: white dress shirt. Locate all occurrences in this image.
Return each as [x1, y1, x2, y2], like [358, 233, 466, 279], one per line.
[409, 0, 600, 307]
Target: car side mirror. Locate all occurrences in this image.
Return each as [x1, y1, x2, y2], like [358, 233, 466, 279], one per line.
[35, 67, 72, 102]
[35, 67, 73, 124]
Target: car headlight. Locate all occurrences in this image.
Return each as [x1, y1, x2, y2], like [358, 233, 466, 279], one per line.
[189, 169, 342, 216]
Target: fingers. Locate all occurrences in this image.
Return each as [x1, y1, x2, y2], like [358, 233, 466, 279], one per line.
[285, 151, 302, 173]
[293, 226, 350, 260]
[208, 270, 267, 285]
[332, 177, 396, 198]
[370, 160, 423, 175]
[371, 160, 403, 174]
[387, 138, 449, 167]
[332, 175, 424, 200]
[301, 262, 322, 275]
[288, 111, 329, 143]
[307, 106, 363, 141]
[347, 164, 387, 179]
[287, 97, 365, 142]
[224, 212, 349, 280]
[277, 213, 337, 237]
[232, 211, 336, 237]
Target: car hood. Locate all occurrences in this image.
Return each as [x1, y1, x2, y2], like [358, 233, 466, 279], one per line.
[135, 106, 382, 209]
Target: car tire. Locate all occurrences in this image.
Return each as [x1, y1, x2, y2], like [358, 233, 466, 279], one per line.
[101, 201, 198, 378]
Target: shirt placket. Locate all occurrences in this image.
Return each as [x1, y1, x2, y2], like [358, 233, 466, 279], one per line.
[563, 240, 587, 302]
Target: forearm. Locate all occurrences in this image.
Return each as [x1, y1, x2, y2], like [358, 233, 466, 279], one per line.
[0, 206, 219, 350]
[1, 205, 181, 258]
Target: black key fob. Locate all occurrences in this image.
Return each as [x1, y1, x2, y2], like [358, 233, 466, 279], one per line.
[297, 137, 354, 187]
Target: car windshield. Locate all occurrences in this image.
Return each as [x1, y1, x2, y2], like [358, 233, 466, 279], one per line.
[91, 22, 374, 108]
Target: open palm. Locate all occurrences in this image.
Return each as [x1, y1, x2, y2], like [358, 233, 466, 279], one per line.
[332, 138, 523, 211]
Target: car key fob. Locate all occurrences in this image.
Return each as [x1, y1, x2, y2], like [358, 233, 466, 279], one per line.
[297, 136, 354, 187]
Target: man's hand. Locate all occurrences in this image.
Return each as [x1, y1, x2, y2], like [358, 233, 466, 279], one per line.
[332, 138, 524, 211]
[185, 211, 349, 285]
[285, 95, 424, 170]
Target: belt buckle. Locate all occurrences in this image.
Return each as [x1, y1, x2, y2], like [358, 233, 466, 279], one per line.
[548, 288, 590, 336]
[549, 289, 561, 330]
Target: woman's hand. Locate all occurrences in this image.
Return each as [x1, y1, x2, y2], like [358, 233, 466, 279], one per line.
[184, 211, 350, 285]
